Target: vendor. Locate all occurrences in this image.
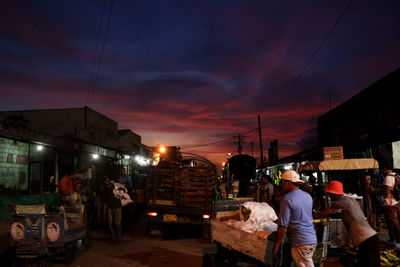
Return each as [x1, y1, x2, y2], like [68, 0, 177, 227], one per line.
[272, 170, 317, 267]
[257, 174, 274, 204]
[314, 180, 379, 267]
[59, 169, 82, 202]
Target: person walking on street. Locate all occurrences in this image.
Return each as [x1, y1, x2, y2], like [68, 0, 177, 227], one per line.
[381, 166, 400, 245]
[314, 180, 380, 267]
[118, 167, 134, 228]
[102, 176, 122, 243]
[272, 170, 317, 267]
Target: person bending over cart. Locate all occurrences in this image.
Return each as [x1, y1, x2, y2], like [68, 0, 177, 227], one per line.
[314, 180, 379, 267]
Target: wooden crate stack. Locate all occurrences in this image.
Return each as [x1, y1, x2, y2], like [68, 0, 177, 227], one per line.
[178, 166, 216, 207]
[152, 166, 180, 202]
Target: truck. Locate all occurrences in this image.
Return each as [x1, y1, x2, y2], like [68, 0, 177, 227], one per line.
[146, 156, 218, 238]
[223, 154, 257, 197]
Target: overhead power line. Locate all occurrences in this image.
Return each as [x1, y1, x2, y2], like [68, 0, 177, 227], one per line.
[86, 0, 115, 106]
[181, 136, 236, 149]
[179, 0, 352, 153]
[261, 0, 353, 127]
[179, 126, 258, 150]
[86, 0, 107, 106]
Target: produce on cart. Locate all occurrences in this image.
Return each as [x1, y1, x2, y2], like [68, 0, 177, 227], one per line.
[204, 199, 279, 267]
[379, 241, 400, 267]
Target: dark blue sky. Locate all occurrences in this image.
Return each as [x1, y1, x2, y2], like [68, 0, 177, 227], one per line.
[0, 0, 399, 164]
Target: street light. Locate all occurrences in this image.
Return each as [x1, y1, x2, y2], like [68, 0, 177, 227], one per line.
[159, 146, 166, 153]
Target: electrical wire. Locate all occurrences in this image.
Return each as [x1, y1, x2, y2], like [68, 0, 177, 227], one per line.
[180, 0, 353, 152]
[86, 0, 115, 106]
[85, 0, 107, 107]
[180, 126, 258, 149]
[261, 0, 353, 127]
[181, 136, 236, 149]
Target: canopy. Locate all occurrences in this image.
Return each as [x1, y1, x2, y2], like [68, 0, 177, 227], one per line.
[298, 158, 379, 172]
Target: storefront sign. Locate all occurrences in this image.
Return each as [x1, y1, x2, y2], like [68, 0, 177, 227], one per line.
[5, 154, 28, 164]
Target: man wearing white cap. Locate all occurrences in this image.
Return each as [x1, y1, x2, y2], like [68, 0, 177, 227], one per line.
[272, 170, 317, 267]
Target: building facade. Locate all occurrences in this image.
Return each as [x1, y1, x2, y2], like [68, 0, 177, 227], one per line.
[0, 106, 154, 195]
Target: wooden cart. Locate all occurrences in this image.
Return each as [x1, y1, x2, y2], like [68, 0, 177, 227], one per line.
[203, 199, 277, 267]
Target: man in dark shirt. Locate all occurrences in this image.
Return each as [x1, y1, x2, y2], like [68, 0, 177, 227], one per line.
[314, 181, 379, 267]
[102, 176, 122, 243]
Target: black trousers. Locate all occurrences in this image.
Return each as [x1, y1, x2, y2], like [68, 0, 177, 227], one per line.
[357, 234, 380, 267]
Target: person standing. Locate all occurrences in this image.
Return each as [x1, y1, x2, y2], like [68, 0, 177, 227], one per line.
[381, 166, 400, 244]
[258, 174, 274, 204]
[314, 181, 379, 267]
[119, 167, 135, 228]
[361, 174, 377, 229]
[272, 170, 317, 267]
[102, 176, 122, 243]
[59, 170, 81, 202]
[118, 167, 133, 192]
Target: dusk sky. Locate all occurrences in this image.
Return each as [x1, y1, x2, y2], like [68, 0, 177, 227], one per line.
[0, 0, 399, 166]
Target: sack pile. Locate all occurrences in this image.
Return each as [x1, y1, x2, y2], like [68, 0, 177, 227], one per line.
[225, 201, 278, 234]
[112, 181, 133, 206]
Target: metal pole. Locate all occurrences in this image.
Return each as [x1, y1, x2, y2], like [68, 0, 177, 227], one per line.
[238, 134, 242, 154]
[258, 115, 264, 168]
[55, 151, 59, 191]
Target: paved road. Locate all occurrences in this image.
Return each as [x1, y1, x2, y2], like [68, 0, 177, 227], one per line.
[49, 219, 211, 267]
[4, 218, 346, 267]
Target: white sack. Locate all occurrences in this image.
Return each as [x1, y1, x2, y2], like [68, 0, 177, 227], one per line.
[242, 201, 278, 222]
[224, 201, 278, 234]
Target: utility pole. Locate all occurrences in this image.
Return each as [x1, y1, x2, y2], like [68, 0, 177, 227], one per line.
[258, 115, 264, 168]
[234, 134, 245, 154]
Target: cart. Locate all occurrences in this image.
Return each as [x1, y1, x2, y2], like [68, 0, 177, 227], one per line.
[10, 201, 88, 265]
[203, 198, 279, 267]
[298, 158, 379, 264]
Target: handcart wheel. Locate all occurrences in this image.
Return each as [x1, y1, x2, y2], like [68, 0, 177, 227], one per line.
[64, 245, 76, 264]
[202, 253, 216, 267]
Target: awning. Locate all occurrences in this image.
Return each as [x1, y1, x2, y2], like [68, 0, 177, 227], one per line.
[298, 158, 379, 172]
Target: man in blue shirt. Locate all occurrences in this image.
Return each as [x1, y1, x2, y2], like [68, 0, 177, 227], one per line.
[118, 167, 133, 192]
[118, 167, 133, 229]
[273, 170, 317, 267]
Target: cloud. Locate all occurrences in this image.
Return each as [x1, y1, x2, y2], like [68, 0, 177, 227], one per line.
[0, 0, 399, 167]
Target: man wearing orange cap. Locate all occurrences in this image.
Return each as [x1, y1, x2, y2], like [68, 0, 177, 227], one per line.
[314, 180, 379, 267]
[272, 170, 317, 267]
